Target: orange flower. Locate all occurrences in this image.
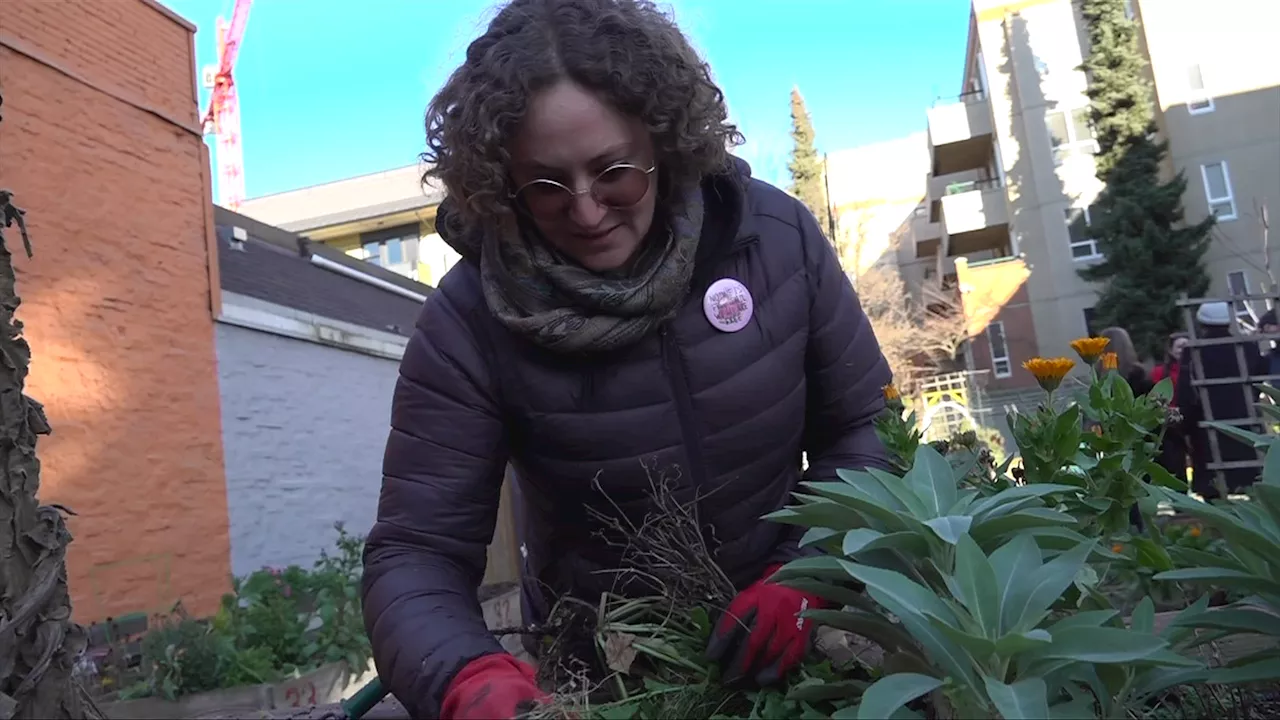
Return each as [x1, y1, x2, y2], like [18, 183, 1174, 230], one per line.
[1023, 357, 1076, 393]
[882, 384, 901, 402]
[1071, 337, 1111, 364]
[1092, 426, 1103, 436]
[1100, 352, 1119, 372]
[1111, 543, 1124, 554]
[1189, 526, 1202, 538]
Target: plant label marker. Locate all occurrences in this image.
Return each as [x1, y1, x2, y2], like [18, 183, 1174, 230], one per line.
[704, 277, 753, 332]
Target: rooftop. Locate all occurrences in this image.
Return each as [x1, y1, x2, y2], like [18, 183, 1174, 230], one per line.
[214, 206, 432, 337]
[235, 164, 446, 234]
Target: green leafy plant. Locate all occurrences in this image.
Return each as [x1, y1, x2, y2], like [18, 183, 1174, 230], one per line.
[875, 385, 922, 474]
[119, 526, 370, 700]
[768, 443, 1204, 718]
[1148, 436, 1280, 685]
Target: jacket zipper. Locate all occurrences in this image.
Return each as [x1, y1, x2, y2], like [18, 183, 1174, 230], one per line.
[659, 325, 708, 489]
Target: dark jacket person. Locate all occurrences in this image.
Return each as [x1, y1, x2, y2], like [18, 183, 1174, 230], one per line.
[1176, 301, 1262, 498]
[359, 1, 894, 718]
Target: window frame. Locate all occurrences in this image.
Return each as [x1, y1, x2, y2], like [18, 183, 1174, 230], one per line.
[357, 224, 421, 278]
[987, 321, 1012, 379]
[1186, 63, 1215, 115]
[1083, 307, 1099, 336]
[1200, 161, 1239, 222]
[1227, 269, 1252, 320]
[1064, 204, 1103, 262]
[1046, 106, 1099, 166]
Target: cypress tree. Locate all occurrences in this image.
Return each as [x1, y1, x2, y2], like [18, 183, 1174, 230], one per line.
[1077, 0, 1214, 360]
[786, 88, 831, 236]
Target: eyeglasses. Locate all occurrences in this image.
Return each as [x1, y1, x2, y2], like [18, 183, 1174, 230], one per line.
[510, 163, 656, 219]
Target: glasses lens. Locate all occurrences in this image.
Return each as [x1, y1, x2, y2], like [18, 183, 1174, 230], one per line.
[516, 181, 573, 218]
[593, 166, 650, 209]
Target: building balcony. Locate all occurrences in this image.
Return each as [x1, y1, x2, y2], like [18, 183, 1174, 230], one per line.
[927, 90, 995, 177]
[913, 209, 943, 258]
[940, 179, 1012, 257]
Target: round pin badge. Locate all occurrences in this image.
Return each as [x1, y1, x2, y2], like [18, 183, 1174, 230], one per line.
[703, 277, 754, 333]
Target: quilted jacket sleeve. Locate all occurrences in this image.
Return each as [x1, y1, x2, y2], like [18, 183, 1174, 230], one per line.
[361, 279, 508, 718]
[770, 199, 894, 566]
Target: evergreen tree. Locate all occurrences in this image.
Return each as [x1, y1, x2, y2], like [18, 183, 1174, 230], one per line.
[786, 88, 831, 236]
[1077, 0, 1214, 360]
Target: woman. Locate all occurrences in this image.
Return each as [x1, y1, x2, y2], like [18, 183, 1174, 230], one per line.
[1151, 332, 1190, 483]
[1099, 326, 1154, 397]
[360, 1, 893, 718]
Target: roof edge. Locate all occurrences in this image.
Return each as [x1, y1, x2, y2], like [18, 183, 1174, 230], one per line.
[142, 0, 198, 33]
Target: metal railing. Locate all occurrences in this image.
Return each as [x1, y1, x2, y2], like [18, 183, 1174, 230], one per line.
[944, 177, 1003, 196]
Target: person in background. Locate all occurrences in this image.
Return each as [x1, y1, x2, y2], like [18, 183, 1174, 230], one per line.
[1177, 302, 1262, 500]
[1099, 327, 1154, 529]
[1251, 309, 1280, 388]
[1099, 326, 1154, 397]
[359, 1, 893, 718]
[1152, 333, 1190, 484]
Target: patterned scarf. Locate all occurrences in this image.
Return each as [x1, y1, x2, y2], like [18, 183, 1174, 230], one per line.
[446, 185, 705, 354]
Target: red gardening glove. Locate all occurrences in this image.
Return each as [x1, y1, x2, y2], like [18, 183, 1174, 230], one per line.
[440, 653, 549, 720]
[705, 563, 825, 686]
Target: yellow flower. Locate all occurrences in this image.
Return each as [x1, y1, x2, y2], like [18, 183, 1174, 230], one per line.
[1189, 526, 1202, 538]
[882, 384, 901, 402]
[1111, 543, 1124, 554]
[1100, 352, 1119, 372]
[1071, 337, 1111, 364]
[1023, 357, 1076, 393]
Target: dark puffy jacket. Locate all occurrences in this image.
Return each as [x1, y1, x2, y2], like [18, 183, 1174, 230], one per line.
[362, 161, 892, 717]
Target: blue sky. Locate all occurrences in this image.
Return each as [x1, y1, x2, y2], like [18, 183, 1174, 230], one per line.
[160, 0, 971, 199]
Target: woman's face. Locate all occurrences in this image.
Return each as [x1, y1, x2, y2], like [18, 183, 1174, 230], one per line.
[1172, 337, 1189, 357]
[508, 81, 658, 272]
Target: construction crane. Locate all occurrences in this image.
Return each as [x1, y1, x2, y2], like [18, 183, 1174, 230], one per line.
[201, 0, 253, 210]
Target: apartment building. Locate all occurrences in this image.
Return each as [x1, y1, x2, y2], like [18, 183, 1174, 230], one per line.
[919, 0, 1280, 409]
[237, 164, 460, 287]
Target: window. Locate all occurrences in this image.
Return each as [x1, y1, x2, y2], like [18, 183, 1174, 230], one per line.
[987, 322, 1012, 378]
[357, 225, 420, 278]
[1227, 270, 1251, 320]
[1083, 307, 1099, 336]
[1047, 107, 1097, 165]
[1201, 162, 1238, 221]
[1186, 64, 1214, 114]
[1064, 204, 1102, 261]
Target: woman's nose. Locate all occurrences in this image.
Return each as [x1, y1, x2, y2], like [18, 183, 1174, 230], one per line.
[568, 191, 608, 228]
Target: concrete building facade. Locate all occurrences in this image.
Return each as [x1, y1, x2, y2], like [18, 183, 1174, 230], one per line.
[212, 208, 521, 587]
[919, 0, 1280, 406]
[236, 165, 458, 287]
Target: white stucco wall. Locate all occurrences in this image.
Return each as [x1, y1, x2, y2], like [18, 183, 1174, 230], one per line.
[215, 322, 400, 577]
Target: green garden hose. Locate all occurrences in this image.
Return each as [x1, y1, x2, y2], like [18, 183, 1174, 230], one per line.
[341, 677, 389, 720]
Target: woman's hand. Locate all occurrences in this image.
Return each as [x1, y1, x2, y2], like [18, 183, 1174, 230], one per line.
[440, 653, 548, 720]
[705, 564, 825, 686]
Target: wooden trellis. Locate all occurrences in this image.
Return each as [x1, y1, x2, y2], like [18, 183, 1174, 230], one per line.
[1178, 291, 1280, 494]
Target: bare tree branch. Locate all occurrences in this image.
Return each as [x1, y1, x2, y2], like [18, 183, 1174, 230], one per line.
[856, 264, 968, 397]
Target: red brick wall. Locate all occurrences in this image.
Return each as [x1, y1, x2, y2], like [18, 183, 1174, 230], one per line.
[957, 257, 1042, 391]
[0, 0, 231, 622]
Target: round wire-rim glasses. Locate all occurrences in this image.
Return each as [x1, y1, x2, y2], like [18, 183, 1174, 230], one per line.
[509, 163, 656, 219]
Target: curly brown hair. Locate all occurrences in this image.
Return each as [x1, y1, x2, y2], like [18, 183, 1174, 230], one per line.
[423, 0, 744, 230]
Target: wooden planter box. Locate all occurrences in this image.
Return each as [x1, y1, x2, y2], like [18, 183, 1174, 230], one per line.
[99, 585, 524, 719]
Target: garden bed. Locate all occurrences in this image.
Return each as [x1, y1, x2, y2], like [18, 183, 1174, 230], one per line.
[98, 584, 522, 719]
